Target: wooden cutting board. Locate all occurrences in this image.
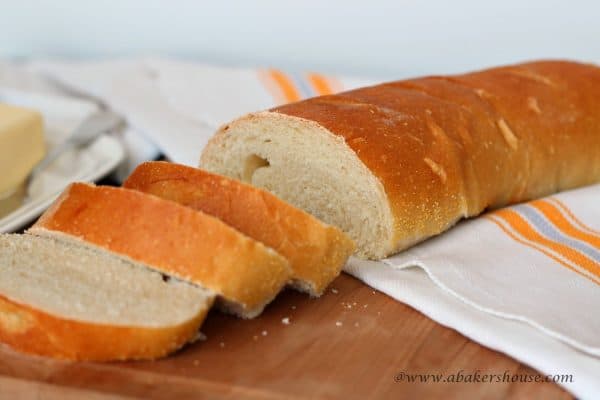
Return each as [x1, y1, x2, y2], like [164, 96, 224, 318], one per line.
[0, 273, 571, 399]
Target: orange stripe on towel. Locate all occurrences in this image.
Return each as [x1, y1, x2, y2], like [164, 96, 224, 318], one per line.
[307, 73, 335, 95]
[530, 199, 600, 249]
[485, 215, 594, 282]
[490, 209, 600, 282]
[548, 197, 600, 235]
[267, 69, 302, 103]
[486, 215, 600, 285]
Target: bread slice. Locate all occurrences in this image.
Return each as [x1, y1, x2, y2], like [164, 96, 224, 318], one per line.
[0, 234, 213, 361]
[123, 161, 355, 296]
[28, 183, 291, 318]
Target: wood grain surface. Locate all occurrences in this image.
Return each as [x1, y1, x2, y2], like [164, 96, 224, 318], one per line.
[0, 273, 572, 399]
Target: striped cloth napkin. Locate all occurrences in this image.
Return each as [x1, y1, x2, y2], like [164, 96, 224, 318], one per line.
[30, 59, 600, 398]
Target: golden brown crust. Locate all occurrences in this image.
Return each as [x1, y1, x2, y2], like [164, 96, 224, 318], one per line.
[30, 183, 291, 317]
[123, 162, 355, 296]
[272, 60, 600, 254]
[0, 293, 209, 361]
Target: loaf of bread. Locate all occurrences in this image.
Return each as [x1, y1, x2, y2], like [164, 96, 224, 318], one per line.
[201, 60, 600, 259]
[123, 161, 355, 296]
[29, 183, 291, 318]
[0, 234, 213, 361]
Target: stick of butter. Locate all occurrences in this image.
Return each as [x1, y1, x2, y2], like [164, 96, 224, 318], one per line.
[0, 103, 45, 198]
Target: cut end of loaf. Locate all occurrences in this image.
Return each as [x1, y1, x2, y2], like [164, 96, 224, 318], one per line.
[200, 112, 395, 259]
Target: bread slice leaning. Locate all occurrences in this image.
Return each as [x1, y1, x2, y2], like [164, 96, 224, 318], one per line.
[123, 162, 355, 296]
[28, 183, 291, 318]
[0, 234, 213, 361]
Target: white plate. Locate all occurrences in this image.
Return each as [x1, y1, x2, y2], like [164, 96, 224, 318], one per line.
[0, 88, 125, 232]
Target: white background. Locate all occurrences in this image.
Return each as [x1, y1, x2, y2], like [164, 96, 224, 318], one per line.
[1, 0, 599, 78]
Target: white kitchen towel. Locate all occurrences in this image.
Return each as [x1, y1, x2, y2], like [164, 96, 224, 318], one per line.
[30, 59, 600, 398]
[31, 58, 375, 166]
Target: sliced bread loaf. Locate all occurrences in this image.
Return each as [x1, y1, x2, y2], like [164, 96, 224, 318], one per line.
[0, 234, 213, 361]
[123, 161, 355, 296]
[28, 183, 291, 318]
[200, 61, 600, 259]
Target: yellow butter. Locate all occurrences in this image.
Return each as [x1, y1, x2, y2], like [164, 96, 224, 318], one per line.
[0, 103, 45, 197]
